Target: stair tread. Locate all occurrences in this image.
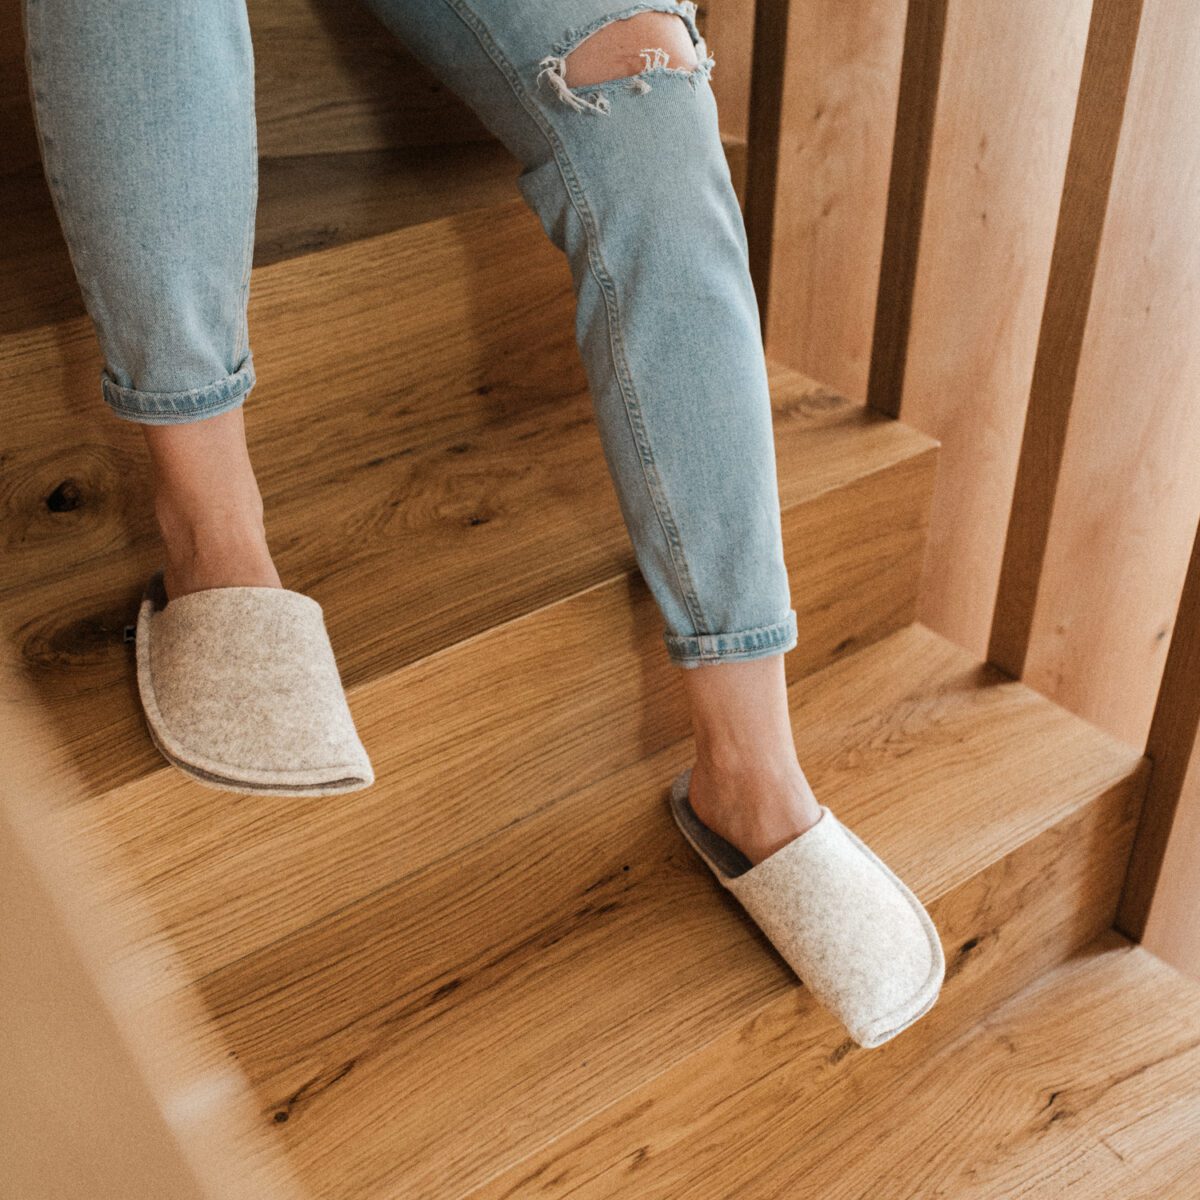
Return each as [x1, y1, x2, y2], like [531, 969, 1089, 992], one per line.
[0, 138, 746, 337]
[476, 930, 1200, 1199]
[175, 620, 1145, 1200]
[0, 144, 519, 336]
[66, 399, 936, 1010]
[2, 197, 936, 800]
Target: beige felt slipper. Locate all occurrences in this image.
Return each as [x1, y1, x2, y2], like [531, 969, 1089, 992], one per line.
[134, 570, 374, 797]
[669, 765, 944, 1049]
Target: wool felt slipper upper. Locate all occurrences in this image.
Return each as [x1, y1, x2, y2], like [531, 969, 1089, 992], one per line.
[669, 765, 944, 1049]
[135, 571, 374, 797]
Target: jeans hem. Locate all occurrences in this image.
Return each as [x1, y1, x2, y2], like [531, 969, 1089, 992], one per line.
[665, 609, 798, 669]
[100, 352, 256, 425]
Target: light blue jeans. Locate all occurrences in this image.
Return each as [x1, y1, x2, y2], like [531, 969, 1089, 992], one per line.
[22, 0, 798, 670]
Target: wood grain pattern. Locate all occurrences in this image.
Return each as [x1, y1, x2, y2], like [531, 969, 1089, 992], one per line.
[1119, 516, 1200, 954]
[181, 623, 1145, 1198]
[4, 2, 1194, 1189]
[248, 0, 492, 156]
[988, 0, 1142, 679]
[910, 0, 1094, 663]
[479, 931, 1200, 1199]
[760, 0, 907, 404]
[54, 387, 937, 986]
[0, 198, 937, 801]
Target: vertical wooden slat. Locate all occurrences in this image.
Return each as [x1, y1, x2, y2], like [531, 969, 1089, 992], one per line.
[743, 0, 791, 331]
[987, 0, 1145, 677]
[865, 0, 949, 418]
[1117, 518, 1200, 944]
[701, 0, 757, 142]
[757, 1, 908, 403]
[899, 0, 1092, 661]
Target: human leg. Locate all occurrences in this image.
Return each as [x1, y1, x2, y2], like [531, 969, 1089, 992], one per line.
[359, 0, 814, 860]
[23, 1, 372, 795]
[22, 0, 275, 599]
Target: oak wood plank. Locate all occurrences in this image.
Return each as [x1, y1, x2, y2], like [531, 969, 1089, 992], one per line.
[57, 403, 936, 989]
[475, 840, 1150, 1200]
[186, 623, 1145, 1198]
[481, 929, 1199, 1199]
[898, 0, 1093, 664]
[1, 199, 937, 801]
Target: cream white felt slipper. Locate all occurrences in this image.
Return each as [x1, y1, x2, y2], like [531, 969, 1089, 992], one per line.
[669, 765, 944, 1049]
[135, 571, 375, 797]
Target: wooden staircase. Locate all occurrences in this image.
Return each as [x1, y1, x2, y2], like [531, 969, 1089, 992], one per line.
[5, 139, 1200, 1197]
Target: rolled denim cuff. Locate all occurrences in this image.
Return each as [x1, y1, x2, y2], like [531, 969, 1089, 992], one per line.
[665, 609, 798, 669]
[100, 352, 256, 425]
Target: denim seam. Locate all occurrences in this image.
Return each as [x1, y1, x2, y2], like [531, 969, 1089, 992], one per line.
[103, 389, 249, 425]
[233, 36, 258, 366]
[437, 0, 711, 638]
[100, 352, 256, 419]
[664, 612, 796, 644]
[664, 609, 798, 665]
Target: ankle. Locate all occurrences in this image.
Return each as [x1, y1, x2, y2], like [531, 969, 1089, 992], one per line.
[154, 471, 269, 549]
[693, 741, 805, 788]
[687, 756, 822, 864]
[690, 750, 815, 811]
[155, 493, 280, 598]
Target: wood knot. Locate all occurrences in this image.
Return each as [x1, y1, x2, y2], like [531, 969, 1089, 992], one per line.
[46, 479, 84, 512]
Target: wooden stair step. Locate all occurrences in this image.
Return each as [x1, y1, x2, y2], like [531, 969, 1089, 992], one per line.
[64, 379, 935, 984]
[164, 622, 1147, 1199]
[0, 138, 746, 337]
[480, 930, 1200, 1198]
[0, 144, 521, 335]
[4, 198, 937, 804]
